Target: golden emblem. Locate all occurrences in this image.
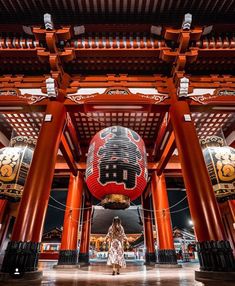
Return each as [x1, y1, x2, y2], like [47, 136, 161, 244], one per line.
[0, 148, 21, 181]
[215, 149, 235, 182]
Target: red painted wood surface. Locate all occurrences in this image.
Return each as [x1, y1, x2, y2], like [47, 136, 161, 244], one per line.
[170, 100, 226, 242]
[11, 101, 66, 242]
[60, 172, 83, 251]
[79, 201, 92, 254]
[152, 173, 175, 250]
[219, 200, 235, 254]
[142, 192, 155, 253]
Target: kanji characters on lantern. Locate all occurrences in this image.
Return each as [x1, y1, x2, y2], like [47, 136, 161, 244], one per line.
[85, 126, 148, 209]
[98, 126, 142, 189]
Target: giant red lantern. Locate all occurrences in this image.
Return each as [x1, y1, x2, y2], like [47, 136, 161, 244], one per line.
[85, 126, 148, 209]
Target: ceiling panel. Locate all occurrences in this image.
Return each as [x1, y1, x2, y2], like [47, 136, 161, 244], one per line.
[192, 112, 234, 139]
[0, 0, 233, 24]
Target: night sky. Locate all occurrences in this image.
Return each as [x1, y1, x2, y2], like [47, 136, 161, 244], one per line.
[43, 177, 192, 234]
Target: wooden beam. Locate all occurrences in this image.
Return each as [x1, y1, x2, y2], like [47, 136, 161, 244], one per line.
[59, 134, 77, 176]
[189, 95, 235, 113]
[0, 83, 234, 115]
[156, 132, 176, 176]
[65, 114, 82, 161]
[144, 178, 152, 200]
[152, 113, 172, 160]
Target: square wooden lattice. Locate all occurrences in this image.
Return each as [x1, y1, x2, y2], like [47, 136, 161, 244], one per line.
[72, 112, 161, 142]
[192, 112, 234, 139]
[1, 112, 44, 139]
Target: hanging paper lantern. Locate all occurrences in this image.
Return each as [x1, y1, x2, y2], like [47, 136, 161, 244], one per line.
[200, 136, 235, 202]
[0, 136, 36, 202]
[85, 126, 148, 209]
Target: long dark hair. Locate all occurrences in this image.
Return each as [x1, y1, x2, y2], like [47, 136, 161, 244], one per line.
[112, 216, 122, 235]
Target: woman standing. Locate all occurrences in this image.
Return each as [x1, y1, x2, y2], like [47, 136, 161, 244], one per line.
[105, 216, 128, 275]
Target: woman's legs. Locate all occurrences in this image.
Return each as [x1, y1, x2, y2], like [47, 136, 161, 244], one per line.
[112, 264, 116, 275]
[116, 264, 120, 274]
[112, 264, 120, 275]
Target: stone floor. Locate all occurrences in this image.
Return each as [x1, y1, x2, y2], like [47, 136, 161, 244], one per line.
[32, 261, 203, 286]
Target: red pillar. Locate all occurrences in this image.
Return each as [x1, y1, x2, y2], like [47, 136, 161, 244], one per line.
[0, 199, 9, 251]
[78, 199, 92, 265]
[170, 100, 234, 271]
[141, 193, 156, 264]
[0, 199, 7, 229]
[1, 100, 66, 273]
[0, 199, 7, 225]
[0, 214, 11, 252]
[151, 173, 177, 264]
[219, 200, 235, 256]
[58, 172, 83, 265]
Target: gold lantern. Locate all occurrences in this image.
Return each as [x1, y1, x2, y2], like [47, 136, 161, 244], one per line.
[201, 136, 235, 201]
[0, 136, 36, 201]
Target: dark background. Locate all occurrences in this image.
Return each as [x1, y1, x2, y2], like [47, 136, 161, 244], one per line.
[43, 177, 191, 234]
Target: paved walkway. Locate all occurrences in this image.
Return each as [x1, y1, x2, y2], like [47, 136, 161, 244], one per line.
[38, 261, 203, 286]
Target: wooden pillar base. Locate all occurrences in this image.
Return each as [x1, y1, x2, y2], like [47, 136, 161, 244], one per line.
[57, 250, 78, 265]
[145, 252, 156, 265]
[1, 241, 40, 273]
[197, 240, 235, 271]
[78, 252, 90, 265]
[157, 249, 178, 264]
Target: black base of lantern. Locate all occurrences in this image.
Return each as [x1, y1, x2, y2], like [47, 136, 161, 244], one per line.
[145, 252, 156, 265]
[0, 194, 21, 202]
[78, 252, 90, 265]
[217, 194, 235, 203]
[57, 250, 78, 265]
[101, 194, 130, 209]
[197, 240, 235, 271]
[157, 249, 178, 264]
[1, 241, 40, 273]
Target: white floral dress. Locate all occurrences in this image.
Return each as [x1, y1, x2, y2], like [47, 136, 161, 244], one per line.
[105, 225, 127, 268]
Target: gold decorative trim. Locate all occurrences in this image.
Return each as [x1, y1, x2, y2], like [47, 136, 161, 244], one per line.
[139, 94, 169, 104]
[107, 89, 130, 95]
[216, 89, 235, 96]
[0, 89, 18, 96]
[190, 95, 215, 104]
[19, 94, 47, 104]
[66, 94, 96, 104]
[190, 88, 235, 105]
[10, 136, 37, 147]
[0, 88, 48, 105]
[200, 136, 224, 149]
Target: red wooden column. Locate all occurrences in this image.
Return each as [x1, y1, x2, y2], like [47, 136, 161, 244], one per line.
[0, 214, 11, 252]
[151, 173, 177, 264]
[141, 193, 156, 264]
[1, 100, 66, 274]
[219, 200, 235, 256]
[170, 100, 234, 271]
[0, 199, 9, 250]
[78, 198, 92, 265]
[0, 199, 7, 225]
[57, 172, 83, 265]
